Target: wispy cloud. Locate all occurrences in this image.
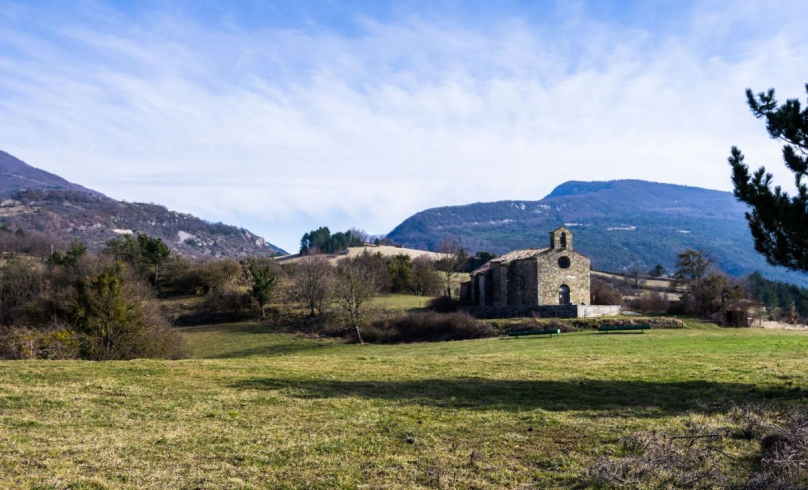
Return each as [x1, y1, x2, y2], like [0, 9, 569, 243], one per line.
[0, 0, 806, 251]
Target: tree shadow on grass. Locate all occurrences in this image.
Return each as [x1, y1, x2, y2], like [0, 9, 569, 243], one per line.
[230, 377, 806, 415]
[203, 342, 332, 359]
[178, 322, 272, 335]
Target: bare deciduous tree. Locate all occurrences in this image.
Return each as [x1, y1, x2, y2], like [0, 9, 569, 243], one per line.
[331, 252, 385, 343]
[294, 253, 332, 316]
[434, 236, 465, 299]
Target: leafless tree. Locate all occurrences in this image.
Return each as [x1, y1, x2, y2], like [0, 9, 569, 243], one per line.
[0, 258, 46, 324]
[590, 276, 624, 305]
[331, 252, 385, 343]
[624, 266, 643, 290]
[347, 227, 370, 245]
[294, 253, 332, 316]
[434, 236, 465, 299]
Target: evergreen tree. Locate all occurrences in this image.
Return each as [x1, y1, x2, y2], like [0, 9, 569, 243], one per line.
[104, 234, 170, 289]
[729, 83, 808, 272]
[137, 235, 171, 289]
[300, 227, 365, 254]
[673, 249, 712, 289]
[48, 240, 87, 268]
[64, 240, 88, 266]
[249, 263, 277, 320]
[388, 254, 413, 293]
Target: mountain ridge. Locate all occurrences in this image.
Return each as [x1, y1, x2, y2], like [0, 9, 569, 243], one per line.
[0, 150, 103, 197]
[0, 150, 287, 257]
[387, 179, 808, 286]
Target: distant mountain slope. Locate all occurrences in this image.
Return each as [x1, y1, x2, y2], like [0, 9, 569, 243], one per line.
[0, 150, 286, 258]
[387, 180, 808, 286]
[0, 150, 103, 197]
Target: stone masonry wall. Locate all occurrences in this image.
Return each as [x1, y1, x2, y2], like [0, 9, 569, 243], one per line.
[492, 264, 509, 307]
[537, 250, 590, 305]
[460, 304, 619, 319]
[507, 260, 539, 306]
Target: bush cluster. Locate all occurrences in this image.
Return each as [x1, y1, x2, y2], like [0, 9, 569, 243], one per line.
[427, 295, 463, 313]
[363, 312, 496, 344]
[0, 325, 79, 360]
[1, 238, 184, 360]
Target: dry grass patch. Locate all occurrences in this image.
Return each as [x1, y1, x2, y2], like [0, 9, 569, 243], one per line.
[1, 323, 807, 488]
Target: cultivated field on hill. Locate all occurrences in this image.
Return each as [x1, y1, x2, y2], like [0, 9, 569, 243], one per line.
[1, 317, 807, 488]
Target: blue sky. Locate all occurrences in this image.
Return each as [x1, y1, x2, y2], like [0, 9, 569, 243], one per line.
[1, 0, 807, 252]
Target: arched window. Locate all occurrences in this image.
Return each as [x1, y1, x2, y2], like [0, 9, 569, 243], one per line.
[558, 285, 571, 305]
[560, 232, 567, 248]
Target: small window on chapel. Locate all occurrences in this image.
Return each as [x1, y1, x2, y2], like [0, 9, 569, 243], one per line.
[560, 232, 567, 248]
[558, 256, 571, 268]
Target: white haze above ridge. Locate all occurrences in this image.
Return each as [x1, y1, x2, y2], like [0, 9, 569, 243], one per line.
[0, 0, 806, 251]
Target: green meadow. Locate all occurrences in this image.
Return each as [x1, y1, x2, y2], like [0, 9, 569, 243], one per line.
[1, 312, 807, 488]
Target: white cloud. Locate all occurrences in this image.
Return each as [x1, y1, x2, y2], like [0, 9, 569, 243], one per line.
[0, 1, 807, 251]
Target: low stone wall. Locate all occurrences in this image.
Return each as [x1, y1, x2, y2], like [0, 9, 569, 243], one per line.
[459, 304, 621, 319]
[564, 317, 684, 330]
[578, 305, 622, 318]
[487, 316, 684, 333]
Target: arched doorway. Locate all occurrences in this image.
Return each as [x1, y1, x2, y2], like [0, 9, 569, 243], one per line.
[558, 285, 571, 305]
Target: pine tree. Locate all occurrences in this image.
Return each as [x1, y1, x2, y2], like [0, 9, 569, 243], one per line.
[249, 263, 277, 320]
[729, 83, 808, 272]
[137, 235, 171, 289]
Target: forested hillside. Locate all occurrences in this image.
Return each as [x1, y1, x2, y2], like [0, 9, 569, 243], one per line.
[387, 180, 808, 286]
[0, 150, 286, 258]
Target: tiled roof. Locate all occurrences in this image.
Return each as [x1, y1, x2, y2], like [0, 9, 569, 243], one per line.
[471, 247, 549, 275]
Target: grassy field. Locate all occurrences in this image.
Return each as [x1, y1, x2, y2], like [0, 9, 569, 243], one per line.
[1, 318, 808, 488]
[369, 294, 432, 314]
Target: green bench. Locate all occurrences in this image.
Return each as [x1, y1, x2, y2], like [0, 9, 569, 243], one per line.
[507, 328, 562, 338]
[598, 324, 651, 333]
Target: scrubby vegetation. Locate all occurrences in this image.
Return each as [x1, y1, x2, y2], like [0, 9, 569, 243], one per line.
[0, 188, 285, 258]
[587, 404, 808, 488]
[0, 235, 184, 360]
[364, 311, 496, 343]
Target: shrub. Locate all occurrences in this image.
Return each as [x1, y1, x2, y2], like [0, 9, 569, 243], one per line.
[516, 318, 577, 333]
[368, 312, 496, 343]
[629, 290, 670, 314]
[166, 258, 243, 295]
[590, 276, 624, 305]
[0, 325, 80, 360]
[0, 258, 47, 324]
[69, 264, 185, 360]
[587, 404, 808, 489]
[427, 295, 462, 313]
[171, 289, 253, 326]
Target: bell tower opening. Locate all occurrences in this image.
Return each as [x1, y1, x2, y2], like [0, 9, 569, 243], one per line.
[549, 227, 573, 251]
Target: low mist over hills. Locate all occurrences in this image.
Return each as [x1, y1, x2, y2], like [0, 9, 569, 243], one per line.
[0, 150, 286, 258]
[387, 180, 808, 285]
